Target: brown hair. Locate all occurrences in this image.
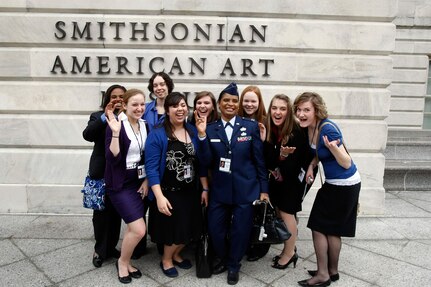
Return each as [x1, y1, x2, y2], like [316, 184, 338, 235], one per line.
[121, 89, 145, 111]
[238, 85, 267, 123]
[293, 92, 328, 120]
[192, 91, 219, 123]
[265, 94, 297, 145]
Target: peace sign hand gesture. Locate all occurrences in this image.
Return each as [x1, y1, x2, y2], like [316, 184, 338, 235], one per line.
[194, 110, 207, 137]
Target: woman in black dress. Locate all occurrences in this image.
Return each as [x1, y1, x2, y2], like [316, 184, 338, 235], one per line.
[262, 94, 310, 269]
[145, 92, 207, 278]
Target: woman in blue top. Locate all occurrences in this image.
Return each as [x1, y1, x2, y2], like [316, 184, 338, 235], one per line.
[143, 72, 175, 132]
[145, 92, 208, 278]
[294, 92, 361, 287]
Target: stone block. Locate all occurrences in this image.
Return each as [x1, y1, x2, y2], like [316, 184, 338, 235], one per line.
[0, 49, 394, 86]
[0, 14, 395, 53]
[396, 27, 431, 40]
[392, 68, 427, 83]
[0, 50, 30, 77]
[0, 149, 90, 184]
[392, 54, 428, 68]
[388, 83, 426, 97]
[385, 111, 424, 127]
[27, 184, 88, 213]
[390, 97, 425, 112]
[0, 115, 90, 147]
[332, 120, 387, 151]
[0, 184, 28, 213]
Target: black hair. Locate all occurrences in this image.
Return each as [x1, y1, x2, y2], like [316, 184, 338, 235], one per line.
[163, 92, 193, 140]
[100, 84, 127, 109]
[147, 72, 174, 94]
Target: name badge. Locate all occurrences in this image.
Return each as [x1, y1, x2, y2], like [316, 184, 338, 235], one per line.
[210, 139, 221, 142]
[184, 164, 192, 179]
[137, 165, 146, 179]
[219, 157, 231, 173]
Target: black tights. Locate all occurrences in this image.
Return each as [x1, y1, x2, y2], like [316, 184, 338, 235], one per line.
[310, 230, 341, 283]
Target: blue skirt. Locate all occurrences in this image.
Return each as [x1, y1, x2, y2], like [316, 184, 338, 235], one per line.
[108, 169, 144, 224]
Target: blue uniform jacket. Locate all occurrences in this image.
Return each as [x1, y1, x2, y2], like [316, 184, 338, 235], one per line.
[198, 116, 268, 205]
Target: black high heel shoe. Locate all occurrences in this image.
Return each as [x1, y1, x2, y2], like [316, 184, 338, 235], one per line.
[307, 270, 339, 281]
[298, 278, 331, 287]
[115, 260, 132, 284]
[271, 253, 298, 269]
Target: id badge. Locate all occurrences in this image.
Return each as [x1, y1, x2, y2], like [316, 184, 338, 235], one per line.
[298, 167, 305, 182]
[184, 164, 192, 179]
[219, 157, 231, 173]
[137, 165, 146, 179]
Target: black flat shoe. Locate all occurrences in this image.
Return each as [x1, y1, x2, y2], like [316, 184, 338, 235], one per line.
[92, 254, 103, 268]
[227, 270, 239, 285]
[272, 253, 298, 269]
[307, 270, 339, 282]
[298, 278, 331, 287]
[213, 262, 227, 274]
[115, 260, 132, 284]
[129, 267, 142, 279]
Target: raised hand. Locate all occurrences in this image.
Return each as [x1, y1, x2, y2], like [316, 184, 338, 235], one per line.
[280, 145, 296, 157]
[258, 122, 266, 142]
[106, 102, 121, 134]
[322, 135, 341, 150]
[194, 110, 207, 137]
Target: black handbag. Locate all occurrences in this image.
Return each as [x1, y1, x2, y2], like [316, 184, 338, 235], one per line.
[195, 205, 213, 278]
[250, 200, 291, 245]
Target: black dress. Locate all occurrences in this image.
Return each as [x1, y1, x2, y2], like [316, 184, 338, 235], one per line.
[149, 139, 202, 245]
[264, 126, 310, 214]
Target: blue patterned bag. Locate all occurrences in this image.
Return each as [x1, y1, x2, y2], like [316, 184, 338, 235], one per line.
[81, 175, 105, 210]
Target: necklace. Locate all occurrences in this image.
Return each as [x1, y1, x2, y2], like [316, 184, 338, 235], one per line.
[129, 121, 143, 156]
[309, 121, 318, 147]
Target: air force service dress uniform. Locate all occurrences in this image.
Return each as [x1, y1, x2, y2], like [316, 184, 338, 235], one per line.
[198, 111, 268, 273]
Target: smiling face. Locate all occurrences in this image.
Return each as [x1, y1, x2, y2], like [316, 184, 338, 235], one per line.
[167, 98, 188, 126]
[295, 100, 316, 128]
[270, 98, 289, 127]
[195, 95, 214, 119]
[110, 88, 125, 111]
[152, 75, 168, 100]
[218, 94, 239, 121]
[124, 93, 146, 122]
[242, 91, 259, 117]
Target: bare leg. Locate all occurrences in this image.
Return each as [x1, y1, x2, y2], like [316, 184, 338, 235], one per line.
[327, 235, 342, 275]
[118, 218, 146, 276]
[307, 230, 330, 284]
[162, 244, 181, 269]
[277, 212, 297, 265]
[172, 244, 186, 262]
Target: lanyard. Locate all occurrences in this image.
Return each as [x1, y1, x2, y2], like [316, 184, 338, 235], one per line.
[130, 121, 144, 156]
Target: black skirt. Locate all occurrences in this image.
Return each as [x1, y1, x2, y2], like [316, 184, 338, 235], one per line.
[307, 182, 361, 237]
[148, 186, 202, 246]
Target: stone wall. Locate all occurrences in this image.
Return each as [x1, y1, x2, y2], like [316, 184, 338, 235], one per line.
[0, 0, 397, 214]
[389, 0, 431, 128]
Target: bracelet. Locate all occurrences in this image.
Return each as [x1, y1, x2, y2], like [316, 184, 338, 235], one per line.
[280, 153, 289, 158]
[202, 188, 209, 192]
[112, 135, 119, 138]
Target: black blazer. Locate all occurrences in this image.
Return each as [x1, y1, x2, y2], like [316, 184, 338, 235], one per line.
[83, 111, 107, 179]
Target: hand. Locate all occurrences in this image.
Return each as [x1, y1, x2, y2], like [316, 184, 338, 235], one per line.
[194, 110, 207, 136]
[322, 135, 341, 150]
[306, 168, 314, 185]
[137, 179, 148, 199]
[270, 168, 283, 182]
[106, 106, 121, 135]
[201, 191, 208, 207]
[260, 193, 269, 202]
[280, 146, 296, 157]
[258, 122, 266, 141]
[156, 196, 173, 216]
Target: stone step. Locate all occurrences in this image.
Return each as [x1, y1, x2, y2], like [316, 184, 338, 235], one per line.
[384, 160, 431, 191]
[385, 129, 431, 161]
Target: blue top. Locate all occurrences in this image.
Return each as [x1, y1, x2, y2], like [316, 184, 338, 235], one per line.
[143, 100, 165, 133]
[144, 123, 202, 200]
[314, 119, 357, 180]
